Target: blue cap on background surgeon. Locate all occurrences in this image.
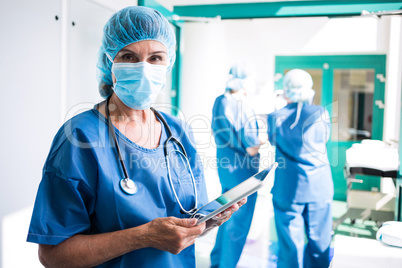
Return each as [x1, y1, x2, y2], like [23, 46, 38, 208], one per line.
[225, 61, 256, 94]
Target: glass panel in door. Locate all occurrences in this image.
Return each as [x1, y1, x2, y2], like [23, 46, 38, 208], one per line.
[331, 68, 380, 192]
[332, 69, 375, 142]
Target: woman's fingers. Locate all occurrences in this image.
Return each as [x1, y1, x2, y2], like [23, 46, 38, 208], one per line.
[146, 217, 206, 254]
[238, 197, 247, 207]
[173, 218, 206, 237]
[212, 197, 248, 226]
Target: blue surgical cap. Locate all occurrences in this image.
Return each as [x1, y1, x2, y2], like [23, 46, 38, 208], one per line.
[97, 6, 176, 98]
[283, 69, 314, 103]
[225, 62, 254, 92]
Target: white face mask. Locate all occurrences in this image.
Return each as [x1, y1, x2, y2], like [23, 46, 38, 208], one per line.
[112, 62, 167, 110]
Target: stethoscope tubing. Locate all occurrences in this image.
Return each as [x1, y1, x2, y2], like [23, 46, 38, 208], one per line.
[106, 97, 130, 180]
[105, 96, 198, 215]
[165, 149, 198, 215]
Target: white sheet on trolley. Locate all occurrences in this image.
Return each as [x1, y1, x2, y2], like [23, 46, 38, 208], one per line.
[346, 140, 399, 172]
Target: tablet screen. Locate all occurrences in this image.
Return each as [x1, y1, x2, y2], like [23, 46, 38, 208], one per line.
[192, 163, 277, 225]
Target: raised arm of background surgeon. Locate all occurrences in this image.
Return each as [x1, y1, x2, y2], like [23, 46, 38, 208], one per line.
[38, 217, 205, 268]
[246, 133, 268, 156]
[244, 121, 268, 156]
[246, 145, 259, 156]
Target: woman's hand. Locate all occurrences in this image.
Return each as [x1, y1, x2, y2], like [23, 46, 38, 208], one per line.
[214, 197, 247, 225]
[202, 197, 247, 235]
[146, 217, 206, 254]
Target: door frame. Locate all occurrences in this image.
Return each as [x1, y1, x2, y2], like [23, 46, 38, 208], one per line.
[275, 55, 387, 200]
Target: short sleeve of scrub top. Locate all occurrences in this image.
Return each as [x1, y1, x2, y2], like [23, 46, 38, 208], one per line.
[27, 118, 99, 245]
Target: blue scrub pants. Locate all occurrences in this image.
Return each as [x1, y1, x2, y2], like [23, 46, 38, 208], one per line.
[210, 191, 258, 268]
[273, 200, 332, 268]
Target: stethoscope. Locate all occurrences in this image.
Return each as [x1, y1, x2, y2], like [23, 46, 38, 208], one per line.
[105, 96, 198, 215]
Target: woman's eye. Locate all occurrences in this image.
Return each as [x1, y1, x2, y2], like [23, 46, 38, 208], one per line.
[150, 55, 163, 62]
[120, 53, 138, 63]
[121, 54, 136, 61]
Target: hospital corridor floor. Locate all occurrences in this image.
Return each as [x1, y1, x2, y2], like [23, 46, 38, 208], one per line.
[194, 197, 380, 268]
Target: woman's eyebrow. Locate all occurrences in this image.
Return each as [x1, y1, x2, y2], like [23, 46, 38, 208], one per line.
[118, 49, 166, 55]
[150, 50, 167, 55]
[118, 48, 137, 55]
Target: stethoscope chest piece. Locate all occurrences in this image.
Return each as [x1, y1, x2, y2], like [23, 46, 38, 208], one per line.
[120, 178, 138, 195]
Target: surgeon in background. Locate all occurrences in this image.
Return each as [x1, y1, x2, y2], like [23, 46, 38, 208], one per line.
[267, 69, 334, 268]
[210, 62, 265, 268]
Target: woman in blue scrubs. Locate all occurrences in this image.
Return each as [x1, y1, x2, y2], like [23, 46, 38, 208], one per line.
[268, 69, 334, 268]
[27, 6, 244, 268]
[210, 63, 264, 268]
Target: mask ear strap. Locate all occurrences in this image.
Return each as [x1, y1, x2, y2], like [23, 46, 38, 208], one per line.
[106, 53, 114, 62]
[290, 102, 303, 129]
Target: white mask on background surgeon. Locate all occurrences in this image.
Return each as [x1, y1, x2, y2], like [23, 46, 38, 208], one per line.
[112, 62, 167, 110]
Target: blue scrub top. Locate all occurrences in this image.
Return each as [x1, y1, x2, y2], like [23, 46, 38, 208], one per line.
[27, 108, 209, 268]
[268, 103, 334, 203]
[212, 93, 260, 188]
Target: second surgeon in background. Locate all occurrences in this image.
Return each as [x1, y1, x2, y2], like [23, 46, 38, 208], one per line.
[210, 63, 264, 268]
[268, 69, 334, 268]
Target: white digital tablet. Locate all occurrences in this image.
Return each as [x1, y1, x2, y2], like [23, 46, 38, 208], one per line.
[191, 162, 278, 225]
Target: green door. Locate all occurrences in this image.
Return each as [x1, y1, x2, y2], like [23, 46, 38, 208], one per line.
[275, 55, 386, 201]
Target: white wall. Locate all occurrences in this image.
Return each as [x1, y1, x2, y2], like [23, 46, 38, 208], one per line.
[383, 16, 402, 143]
[180, 22, 229, 198]
[64, 0, 113, 120]
[0, 0, 61, 266]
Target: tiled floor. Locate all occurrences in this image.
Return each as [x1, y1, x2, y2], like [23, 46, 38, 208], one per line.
[195, 197, 380, 268]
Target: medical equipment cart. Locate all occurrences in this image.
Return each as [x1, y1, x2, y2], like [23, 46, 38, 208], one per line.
[333, 140, 401, 229]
